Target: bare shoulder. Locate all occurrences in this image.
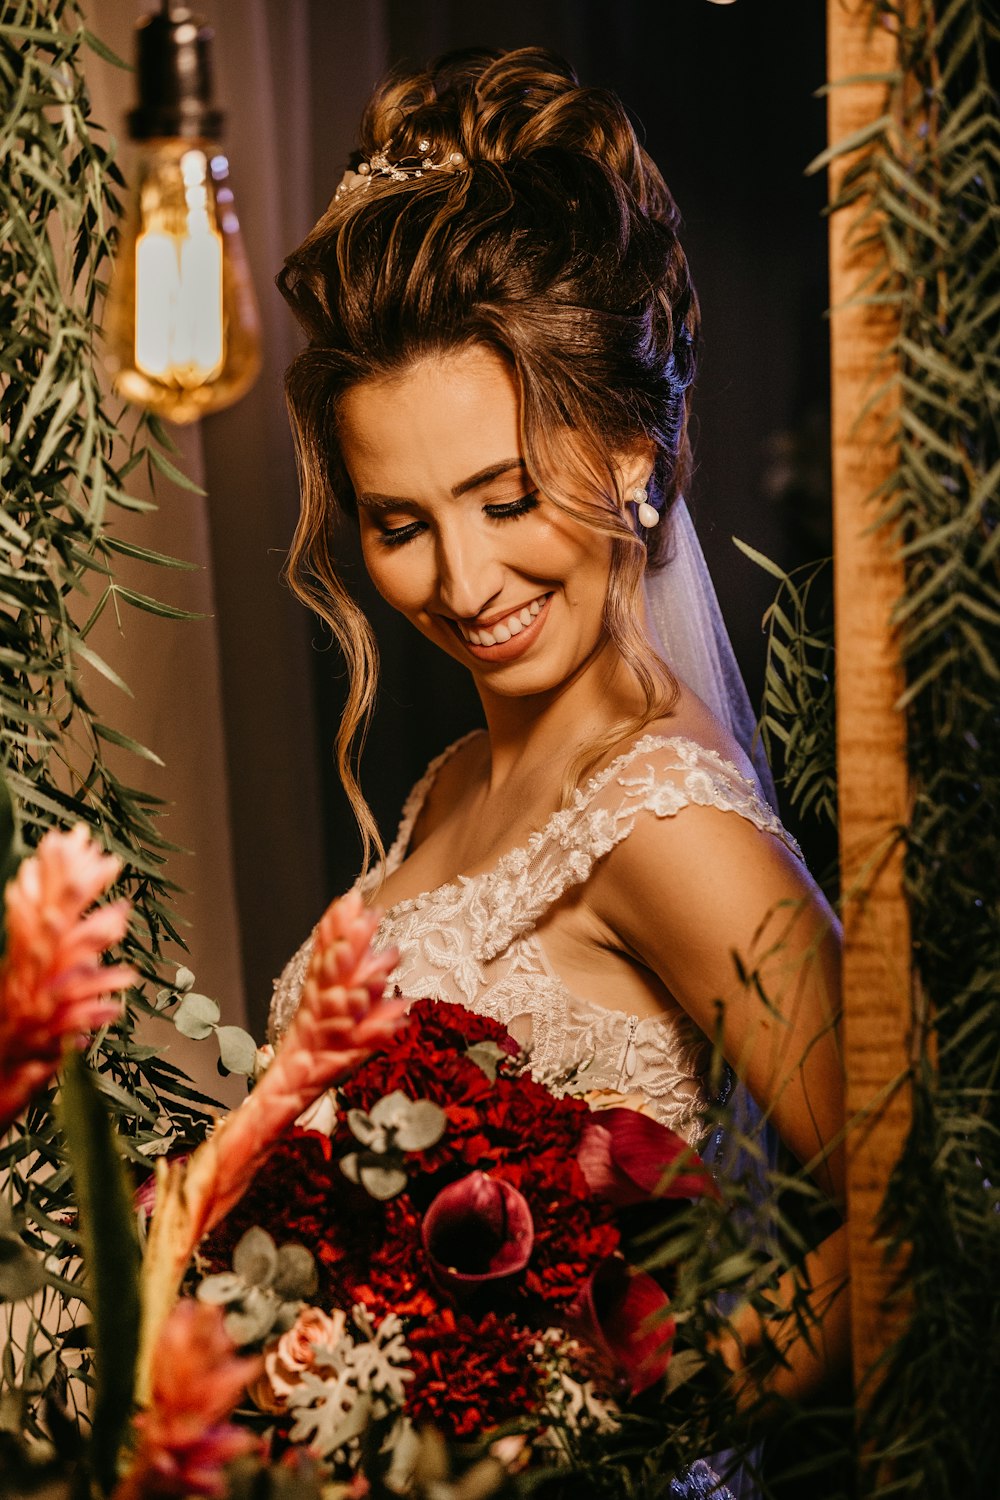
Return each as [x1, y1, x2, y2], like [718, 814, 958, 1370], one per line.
[593, 684, 757, 785]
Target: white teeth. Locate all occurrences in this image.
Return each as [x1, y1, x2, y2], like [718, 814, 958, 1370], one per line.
[461, 594, 548, 648]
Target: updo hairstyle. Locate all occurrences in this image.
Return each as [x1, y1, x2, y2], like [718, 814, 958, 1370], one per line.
[278, 48, 700, 870]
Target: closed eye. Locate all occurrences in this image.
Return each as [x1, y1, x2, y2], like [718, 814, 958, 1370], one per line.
[376, 493, 539, 548]
[484, 494, 539, 522]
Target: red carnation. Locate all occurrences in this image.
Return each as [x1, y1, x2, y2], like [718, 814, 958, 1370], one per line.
[405, 1309, 540, 1437]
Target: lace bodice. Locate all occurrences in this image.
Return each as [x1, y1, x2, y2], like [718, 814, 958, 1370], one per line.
[270, 733, 801, 1145]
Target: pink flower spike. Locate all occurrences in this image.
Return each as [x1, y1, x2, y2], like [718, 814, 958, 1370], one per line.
[178, 892, 404, 1245]
[115, 1301, 261, 1500]
[574, 1256, 675, 1396]
[136, 890, 407, 1396]
[423, 1171, 534, 1291]
[0, 825, 136, 1136]
[577, 1107, 721, 1207]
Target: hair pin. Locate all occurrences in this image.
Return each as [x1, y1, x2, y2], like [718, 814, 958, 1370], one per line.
[335, 142, 467, 200]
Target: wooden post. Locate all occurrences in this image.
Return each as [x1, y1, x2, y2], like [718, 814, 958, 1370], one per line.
[826, 0, 914, 1403]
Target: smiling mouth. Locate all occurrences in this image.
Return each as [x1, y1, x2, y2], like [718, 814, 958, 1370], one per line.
[455, 592, 551, 647]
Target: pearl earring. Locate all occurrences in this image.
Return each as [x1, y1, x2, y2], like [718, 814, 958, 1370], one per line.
[630, 484, 659, 528]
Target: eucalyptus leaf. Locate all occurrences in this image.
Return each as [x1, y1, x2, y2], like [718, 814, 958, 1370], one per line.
[0, 1230, 48, 1303]
[216, 1025, 258, 1076]
[464, 1040, 508, 1082]
[196, 1272, 245, 1306]
[223, 1287, 277, 1346]
[393, 1099, 447, 1152]
[173, 992, 221, 1040]
[359, 1162, 409, 1201]
[273, 1242, 318, 1301]
[346, 1108, 378, 1147]
[233, 1227, 278, 1289]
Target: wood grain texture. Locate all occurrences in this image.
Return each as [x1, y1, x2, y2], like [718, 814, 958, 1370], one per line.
[826, 0, 914, 1402]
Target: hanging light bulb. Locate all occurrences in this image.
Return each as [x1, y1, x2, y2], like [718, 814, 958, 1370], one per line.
[104, 3, 261, 423]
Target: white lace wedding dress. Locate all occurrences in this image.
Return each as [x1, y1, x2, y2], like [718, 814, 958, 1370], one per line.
[269, 729, 801, 1500]
[270, 731, 799, 1138]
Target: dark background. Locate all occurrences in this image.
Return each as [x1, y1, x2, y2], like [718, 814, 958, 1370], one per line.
[305, 0, 833, 902]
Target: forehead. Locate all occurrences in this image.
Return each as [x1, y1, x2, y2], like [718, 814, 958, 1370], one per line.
[337, 345, 523, 492]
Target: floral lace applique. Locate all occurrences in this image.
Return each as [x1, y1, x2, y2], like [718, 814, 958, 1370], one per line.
[269, 733, 800, 1145]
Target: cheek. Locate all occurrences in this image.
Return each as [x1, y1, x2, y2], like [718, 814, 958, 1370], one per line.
[360, 532, 429, 617]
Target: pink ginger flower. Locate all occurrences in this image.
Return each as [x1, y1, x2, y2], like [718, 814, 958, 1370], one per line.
[0, 824, 136, 1135]
[137, 891, 404, 1400]
[115, 1300, 262, 1500]
[181, 889, 404, 1245]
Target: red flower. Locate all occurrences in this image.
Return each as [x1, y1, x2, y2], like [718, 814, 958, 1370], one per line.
[578, 1107, 720, 1206]
[405, 1310, 541, 1438]
[573, 1256, 675, 1396]
[423, 1172, 534, 1290]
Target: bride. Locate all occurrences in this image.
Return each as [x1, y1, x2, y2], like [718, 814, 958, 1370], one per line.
[269, 46, 847, 1490]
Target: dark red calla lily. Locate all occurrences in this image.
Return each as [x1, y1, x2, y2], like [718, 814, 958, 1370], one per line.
[574, 1255, 675, 1395]
[577, 1107, 720, 1206]
[422, 1171, 534, 1292]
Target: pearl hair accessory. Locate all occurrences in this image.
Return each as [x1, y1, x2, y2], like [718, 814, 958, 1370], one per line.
[630, 484, 660, 528]
[334, 140, 467, 200]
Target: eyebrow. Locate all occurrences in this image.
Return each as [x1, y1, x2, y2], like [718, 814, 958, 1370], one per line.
[357, 458, 526, 511]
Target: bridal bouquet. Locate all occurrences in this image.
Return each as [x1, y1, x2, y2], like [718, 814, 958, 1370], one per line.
[0, 795, 723, 1500]
[198, 997, 718, 1482]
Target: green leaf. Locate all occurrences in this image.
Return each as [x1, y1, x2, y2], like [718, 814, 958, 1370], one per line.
[806, 112, 893, 174]
[31, 377, 81, 475]
[233, 1227, 278, 1289]
[0, 1203, 48, 1303]
[93, 720, 165, 766]
[173, 992, 221, 1040]
[103, 535, 199, 571]
[59, 1051, 141, 1495]
[70, 636, 134, 697]
[216, 1025, 258, 1076]
[81, 28, 129, 68]
[732, 536, 789, 583]
[0, 762, 24, 938]
[273, 1243, 318, 1301]
[147, 446, 206, 495]
[112, 584, 204, 622]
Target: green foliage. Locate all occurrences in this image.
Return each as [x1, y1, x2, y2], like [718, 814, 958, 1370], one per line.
[0, 764, 24, 957]
[734, 543, 837, 829]
[59, 1051, 140, 1495]
[817, 1, 1000, 1494]
[0, 0, 215, 1436]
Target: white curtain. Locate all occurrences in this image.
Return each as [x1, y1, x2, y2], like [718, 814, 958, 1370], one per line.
[82, 1, 391, 1074]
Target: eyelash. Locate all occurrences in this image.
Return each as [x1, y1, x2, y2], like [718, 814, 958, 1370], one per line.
[377, 494, 539, 548]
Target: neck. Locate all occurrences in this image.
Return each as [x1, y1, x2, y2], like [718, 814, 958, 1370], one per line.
[475, 638, 652, 792]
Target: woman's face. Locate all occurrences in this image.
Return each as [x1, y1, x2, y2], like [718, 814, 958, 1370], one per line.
[338, 344, 638, 702]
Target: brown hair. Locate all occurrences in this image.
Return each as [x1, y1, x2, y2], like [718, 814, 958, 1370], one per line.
[278, 47, 700, 871]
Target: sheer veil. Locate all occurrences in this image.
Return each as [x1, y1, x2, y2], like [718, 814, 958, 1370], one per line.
[644, 499, 775, 1500]
[643, 498, 777, 811]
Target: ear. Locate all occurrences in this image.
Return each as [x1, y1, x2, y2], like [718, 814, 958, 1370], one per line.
[613, 442, 656, 504]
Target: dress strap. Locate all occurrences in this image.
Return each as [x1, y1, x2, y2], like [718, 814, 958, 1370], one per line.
[381, 731, 484, 877]
[471, 735, 801, 963]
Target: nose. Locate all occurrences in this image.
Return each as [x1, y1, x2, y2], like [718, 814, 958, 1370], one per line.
[434, 518, 505, 621]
